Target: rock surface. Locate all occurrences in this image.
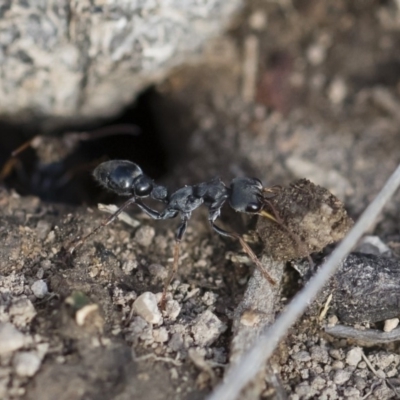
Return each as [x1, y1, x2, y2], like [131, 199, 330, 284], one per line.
[0, 0, 241, 122]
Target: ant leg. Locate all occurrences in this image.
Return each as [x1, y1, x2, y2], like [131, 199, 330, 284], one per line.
[160, 215, 189, 309]
[210, 222, 276, 285]
[68, 196, 137, 253]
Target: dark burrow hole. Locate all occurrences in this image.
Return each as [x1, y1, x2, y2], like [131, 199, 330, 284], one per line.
[0, 87, 187, 205]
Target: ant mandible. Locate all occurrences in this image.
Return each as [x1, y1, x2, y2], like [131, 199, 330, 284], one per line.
[69, 160, 279, 307]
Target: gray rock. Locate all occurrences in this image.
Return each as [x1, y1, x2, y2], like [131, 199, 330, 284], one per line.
[0, 0, 241, 122]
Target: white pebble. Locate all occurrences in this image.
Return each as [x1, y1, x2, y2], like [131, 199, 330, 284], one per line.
[346, 347, 362, 366]
[13, 351, 41, 377]
[384, 318, 399, 332]
[134, 226, 155, 247]
[9, 298, 37, 326]
[132, 292, 162, 325]
[328, 77, 347, 105]
[122, 259, 138, 274]
[164, 299, 181, 321]
[31, 280, 48, 299]
[0, 323, 25, 354]
[249, 11, 267, 30]
[148, 264, 168, 280]
[307, 43, 326, 66]
[153, 327, 169, 343]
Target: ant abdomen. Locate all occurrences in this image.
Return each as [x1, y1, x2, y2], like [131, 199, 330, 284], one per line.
[93, 160, 146, 196]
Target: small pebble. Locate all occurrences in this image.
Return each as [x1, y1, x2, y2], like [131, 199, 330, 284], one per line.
[375, 369, 386, 379]
[307, 43, 326, 66]
[13, 351, 41, 377]
[31, 280, 48, 299]
[153, 327, 169, 343]
[310, 345, 330, 364]
[300, 369, 309, 379]
[148, 264, 168, 280]
[346, 347, 362, 366]
[342, 387, 360, 397]
[9, 298, 37, 326]
[330, 348, 344, 360]
[371, 352, 397, 369]
[36, 220, 52, 240]
[134, 226, 155, 247]
[328, 77, 347, 105]
[0, 323, 25, 354]
[191, 310, 227, 347]
[320, 385, 338, 399]
[333, 369, 352, 385]
[383, 318, 399, 332]
[295, 383, 316, 397]
[36, 268, 44, 279]
[327, 315, 338, 326]
[354, 377, 367, 391]
[168, 332, 184, 352]
[357, 361, 367, 369]
[357, 235, 391, 256]
[164, 299, 181, 321]
[131, 292, 162, 325]
[240, 310, 261, 327]
[373, 383, 394, 399]
[248, 10, 267, 31]
[311, 376, 326, 390]
[202, 291, 217, 306]
[332, 360, 344, 370]
[292, 351, 311, 363]
[122, 259, 138, 274]
[129, 316, 148, 335]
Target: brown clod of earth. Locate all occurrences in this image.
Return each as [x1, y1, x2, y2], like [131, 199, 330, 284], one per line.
[257, 179, 353, 261]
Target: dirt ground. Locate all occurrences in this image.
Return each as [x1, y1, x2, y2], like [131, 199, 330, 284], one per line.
[2, 1, 400, 399]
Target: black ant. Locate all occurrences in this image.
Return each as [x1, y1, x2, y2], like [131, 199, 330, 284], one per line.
[69, 160, 282, 307]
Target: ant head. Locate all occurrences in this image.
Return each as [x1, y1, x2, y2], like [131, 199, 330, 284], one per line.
[229, 177, 264, 214]
[93, 160, 150, 197]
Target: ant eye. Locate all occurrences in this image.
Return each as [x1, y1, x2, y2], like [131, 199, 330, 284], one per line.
[245, 202, 262, 213]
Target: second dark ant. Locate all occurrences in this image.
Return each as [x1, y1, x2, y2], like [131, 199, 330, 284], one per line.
[69, 160, 287, 307]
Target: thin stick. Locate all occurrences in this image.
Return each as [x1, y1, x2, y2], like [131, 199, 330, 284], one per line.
[207, 163, 400, 400]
